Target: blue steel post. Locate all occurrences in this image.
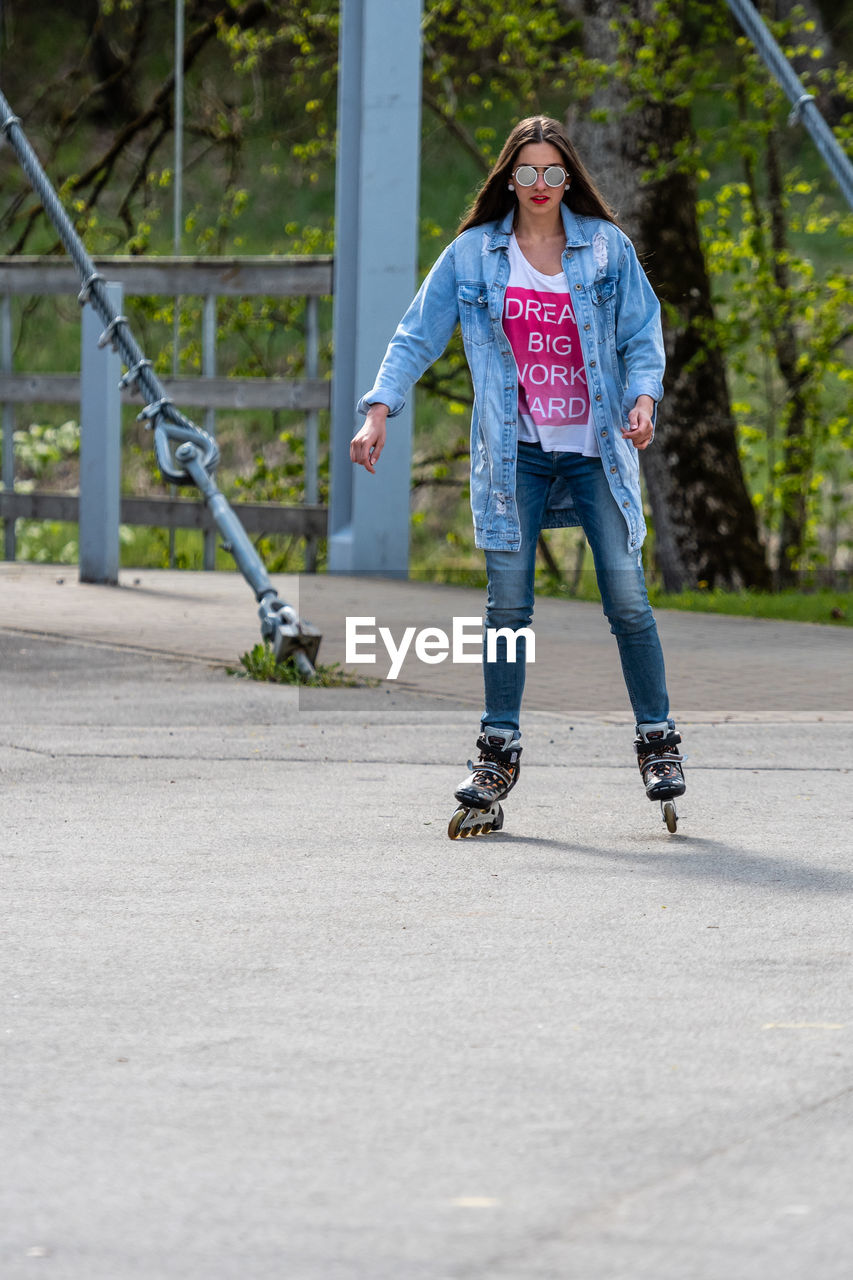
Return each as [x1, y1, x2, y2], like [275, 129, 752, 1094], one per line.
[328, 0, 423, 575]
[1, 293, 14, 560]
[79, 282, 123, 584]
[202, 291, 217, 571]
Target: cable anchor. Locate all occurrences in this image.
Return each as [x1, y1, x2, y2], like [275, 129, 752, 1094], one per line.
[118, 357, 152, 390]
[137, 397, 175, 427]
[98, 315, 129, 350]
[77, 271, 105, 306]
[788, 93, 814, 127]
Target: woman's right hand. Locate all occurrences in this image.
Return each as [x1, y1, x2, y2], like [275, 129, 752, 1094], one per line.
[350, 404, 388, 474]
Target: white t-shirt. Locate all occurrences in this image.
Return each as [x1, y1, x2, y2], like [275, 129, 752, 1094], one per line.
[502, 233, 598, 456]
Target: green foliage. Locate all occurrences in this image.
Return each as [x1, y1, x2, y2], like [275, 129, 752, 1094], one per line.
[532, 552, 851, 624]
[227, 641, 373, 685]
[3, 0, 851, 593]
[703, 176, 853, 568]
[215, 2, 339, 187]
[645, 585, 852, 626]
[617, 0, 731, 125]
[10, 420, 81, 562]
[600, 1, 852, 581]
[693, 5, 853, 578]
[421, 2, 581, 167]
[12, 419, 79, 482]
[13, 521, 79, 564]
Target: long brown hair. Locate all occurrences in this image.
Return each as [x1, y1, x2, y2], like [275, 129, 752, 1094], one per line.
[456, 115, 617, 234]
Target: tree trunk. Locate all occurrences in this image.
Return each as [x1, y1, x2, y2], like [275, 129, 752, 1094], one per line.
[566, 0, 771, 590]
[81, 0, 145, 125]
[765, 126, 812, 584]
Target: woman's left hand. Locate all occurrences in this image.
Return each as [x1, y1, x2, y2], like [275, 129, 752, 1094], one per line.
[622, 396, 655, 451]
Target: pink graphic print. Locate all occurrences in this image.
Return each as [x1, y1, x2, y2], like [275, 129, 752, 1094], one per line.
[503, 287, 589, 427]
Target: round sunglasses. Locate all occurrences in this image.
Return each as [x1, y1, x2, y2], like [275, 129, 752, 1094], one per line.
[513, 164, 568, 188]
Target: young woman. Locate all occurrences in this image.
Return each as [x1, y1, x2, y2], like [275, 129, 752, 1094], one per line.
[350, 116, 686, 836]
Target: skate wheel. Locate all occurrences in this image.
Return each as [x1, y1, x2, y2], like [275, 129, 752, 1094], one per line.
[447, 807, 467, 840]
[447, 802, 504, 840]
[662, 800, 678, 833]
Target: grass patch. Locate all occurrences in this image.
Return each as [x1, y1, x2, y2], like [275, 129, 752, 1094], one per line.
[408, 557, 852, 625]
[536, 572, 851, 625]
[227, 641, 377, 686]
[646, 587, 851, 626]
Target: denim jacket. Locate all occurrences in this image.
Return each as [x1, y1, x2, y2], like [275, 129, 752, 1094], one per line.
[358, 204, 665, 553]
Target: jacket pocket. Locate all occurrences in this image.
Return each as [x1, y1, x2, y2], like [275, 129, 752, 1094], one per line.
[591, 276, 617, 341]
[458, 282, 492, 347]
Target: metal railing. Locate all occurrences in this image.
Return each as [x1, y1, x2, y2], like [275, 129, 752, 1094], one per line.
[0, 86, 324, 671]
[0, 255, 332, 570]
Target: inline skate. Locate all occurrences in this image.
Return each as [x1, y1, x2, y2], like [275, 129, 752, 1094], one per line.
[635, 722, 686, 833]
[448, 728, 522, 840]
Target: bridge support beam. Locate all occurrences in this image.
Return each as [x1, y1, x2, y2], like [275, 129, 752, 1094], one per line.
[328, 0, 423, 576]
[79, 282, 123, 585]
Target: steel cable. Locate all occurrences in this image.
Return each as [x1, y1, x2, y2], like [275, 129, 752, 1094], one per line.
[725, 0, 853, 211]
[0, 88, 321, 672]
[0, 88, 218, 482]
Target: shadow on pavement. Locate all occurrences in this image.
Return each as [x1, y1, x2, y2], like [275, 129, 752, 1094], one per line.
[484, 832, 853, 896]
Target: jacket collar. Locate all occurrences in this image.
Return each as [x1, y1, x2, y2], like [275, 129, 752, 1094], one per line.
[485, 203, 592, 249]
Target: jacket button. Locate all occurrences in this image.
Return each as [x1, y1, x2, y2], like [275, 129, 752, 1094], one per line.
[575, 283, 582, 291]
[589, 360, 596, 367]
[623, 500, 630, 508]
[566, 251, 573, 259]
[601, 429, 607, 437]
[584, 323, 590, 331]
[595, 394, 602, 402]
[610, 465, 617, 473]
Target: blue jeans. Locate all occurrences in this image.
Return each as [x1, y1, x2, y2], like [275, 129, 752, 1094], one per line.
[481, 442, 670, 734]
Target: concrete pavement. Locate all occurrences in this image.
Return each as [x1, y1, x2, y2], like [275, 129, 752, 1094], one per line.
[1, 562, 849, 719]
[1, 565, 852, 1279]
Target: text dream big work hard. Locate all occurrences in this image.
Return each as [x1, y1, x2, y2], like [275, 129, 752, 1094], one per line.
[503, 292, 589, 426]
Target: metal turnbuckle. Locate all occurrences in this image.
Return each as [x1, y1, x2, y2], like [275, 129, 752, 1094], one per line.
[156, 421, 219, 486]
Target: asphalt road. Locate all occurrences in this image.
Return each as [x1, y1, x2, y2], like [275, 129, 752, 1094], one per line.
[2, 568, 852, 1279]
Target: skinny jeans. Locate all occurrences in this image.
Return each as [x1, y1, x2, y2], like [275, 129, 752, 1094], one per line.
[482, 442, 670, 733]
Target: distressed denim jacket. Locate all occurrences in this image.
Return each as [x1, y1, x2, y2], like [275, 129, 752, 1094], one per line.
[358, 203, 665, 553]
